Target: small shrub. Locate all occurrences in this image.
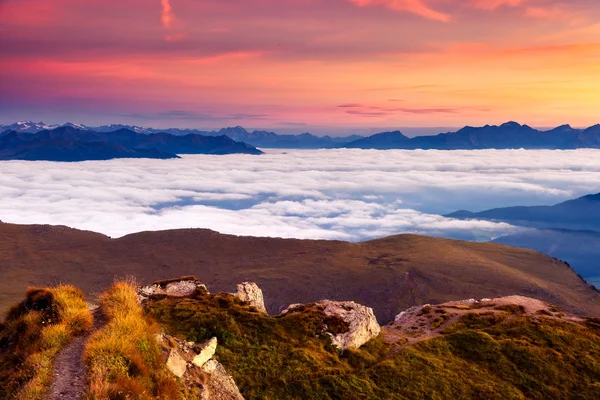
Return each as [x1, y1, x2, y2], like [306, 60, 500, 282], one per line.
[494, 304, 526, 314]
[431, 315, 449, 329]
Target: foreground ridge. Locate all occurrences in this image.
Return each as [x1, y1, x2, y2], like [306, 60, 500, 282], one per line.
[2, 278, 600, 399]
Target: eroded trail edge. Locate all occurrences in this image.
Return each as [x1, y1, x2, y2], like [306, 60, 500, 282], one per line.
[46, 307, 104, 400]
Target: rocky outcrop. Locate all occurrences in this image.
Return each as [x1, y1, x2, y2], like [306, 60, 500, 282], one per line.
[233, 282, 267, 314]
[283, 300, 381, 351]
[201, 360, 245, 400]
[138, 276, 209, 301]
[156, 333, 244, 400]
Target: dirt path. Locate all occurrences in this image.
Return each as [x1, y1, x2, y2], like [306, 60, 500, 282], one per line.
[46, 307, 104, 400]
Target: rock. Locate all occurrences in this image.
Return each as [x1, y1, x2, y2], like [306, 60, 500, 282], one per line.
[166, 349, 187, 378]
[192, 337, 218, 368]
[234, 282, 267, 314]
[283, 300, 381, 351]
[138, 276, 209, 301]
[201, 359, 245, 400]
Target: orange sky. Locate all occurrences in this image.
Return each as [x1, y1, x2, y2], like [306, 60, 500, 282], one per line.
[1, 0, 599, 134]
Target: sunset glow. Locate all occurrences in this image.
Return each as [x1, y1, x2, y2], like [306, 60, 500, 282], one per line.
[1, 0, 599, 132]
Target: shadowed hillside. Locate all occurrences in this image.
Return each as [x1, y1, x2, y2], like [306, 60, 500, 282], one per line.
[0, 222, 599, 322]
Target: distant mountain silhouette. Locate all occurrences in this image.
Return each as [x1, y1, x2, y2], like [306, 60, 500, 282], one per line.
[4, 120, 600, 149]
[343, 122, 600, 150]
[206, 126, 362, 149]
[342, 130, 410, 149]
[0, 121, 60, 133]
[0, 127, 262, 161]
[0, 122, 362, 149]
[446, 192, 600, 232]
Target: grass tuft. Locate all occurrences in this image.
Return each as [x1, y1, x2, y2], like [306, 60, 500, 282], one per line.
[83, 280, 184, 400]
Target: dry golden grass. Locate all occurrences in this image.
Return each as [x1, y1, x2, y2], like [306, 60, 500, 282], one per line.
[84, 280, 182, 400]
[0, 285, 93, 399]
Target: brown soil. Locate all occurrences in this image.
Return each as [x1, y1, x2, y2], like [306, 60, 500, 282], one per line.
[46, 307, 104, 400]
[1, 222, 598, 323]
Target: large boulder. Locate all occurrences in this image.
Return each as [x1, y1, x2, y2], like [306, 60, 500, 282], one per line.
[138, 276, 208, 301]
[283, 300, 381, 350]
[233, 282, 267, 314]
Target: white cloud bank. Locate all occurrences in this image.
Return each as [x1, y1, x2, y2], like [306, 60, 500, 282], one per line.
[0, 149, 598, 241]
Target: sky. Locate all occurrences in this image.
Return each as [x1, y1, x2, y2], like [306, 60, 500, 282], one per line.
[1, 0, 600, 134]
[1, 149, 598, 240]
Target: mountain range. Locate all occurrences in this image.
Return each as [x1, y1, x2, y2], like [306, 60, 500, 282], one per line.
[0, 122, 362, 149]
[446, 192, 600, 288]
[4, 121, 600, 150]
[343, 122, 600, 150]
[0, 126, 262, 161]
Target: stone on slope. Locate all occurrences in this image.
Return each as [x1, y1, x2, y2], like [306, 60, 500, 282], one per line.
[192, 337, 218, 368]
[234, 282, 267, 314]
[283, 300, 381, 350]
[166, 349, 187, 378]
[138, 276, 209, 301]
[201, 359, 245, 400]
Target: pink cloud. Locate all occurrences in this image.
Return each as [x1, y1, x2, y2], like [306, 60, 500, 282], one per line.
[161, 0, 174, 28]
[349, 0, 451, 22]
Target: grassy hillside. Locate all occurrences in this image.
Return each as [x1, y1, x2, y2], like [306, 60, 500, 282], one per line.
[1, 222, 599, 322]
[147, 290, 600, 400]
[0, 285, 93, 399]
[2, 281, 599, 399]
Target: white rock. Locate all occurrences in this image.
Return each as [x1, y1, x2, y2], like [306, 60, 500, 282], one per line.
[138, 277, 209, 301]
[192, 337, 218, 368]
[234, 282, 267, 314]
[166, 349, 187, 378]
[282, 300, 381, 351]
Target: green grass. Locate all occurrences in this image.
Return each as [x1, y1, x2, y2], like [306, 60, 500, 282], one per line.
[0, 285, 93, 399]
[147, 291, 600, 400]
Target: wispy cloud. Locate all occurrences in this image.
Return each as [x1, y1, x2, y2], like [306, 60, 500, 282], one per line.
[349, 0, 451, 22]
[161, 0, 174, 28]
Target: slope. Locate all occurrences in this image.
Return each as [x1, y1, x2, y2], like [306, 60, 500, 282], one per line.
[0, 222, 598, 322]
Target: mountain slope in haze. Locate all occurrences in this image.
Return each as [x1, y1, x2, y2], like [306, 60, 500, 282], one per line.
[446, 192, 600, 232]
[343, 121, 600, 150]
[0, 222, 598, 322]
[0, 131, 178, 161]
[0, 126, 262, 161]
[206, 126, 362, 148]
[446, 192, 600, 287]
[492, 229, 600, 287]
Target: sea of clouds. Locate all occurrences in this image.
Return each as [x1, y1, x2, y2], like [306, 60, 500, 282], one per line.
[1, 149, 599, 241]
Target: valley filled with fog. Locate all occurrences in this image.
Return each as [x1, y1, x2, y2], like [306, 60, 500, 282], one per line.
[1, 149, 599, 241]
